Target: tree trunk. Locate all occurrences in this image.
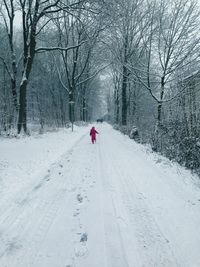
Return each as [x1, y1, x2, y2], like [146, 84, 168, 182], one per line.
[11, 77, 18, 111]
[69, 88, 75, 131]
[121, 34, 128, 126]
[157, 102, 162, 123]
[17, 33, 36, 133]
[17, 80, 27, 134]
[157, 76, 165, 125]
[114, 81, 119, 124]
[122, 65, 128, 125]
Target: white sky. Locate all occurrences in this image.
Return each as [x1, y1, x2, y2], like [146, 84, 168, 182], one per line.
[14, 11, 22, 28]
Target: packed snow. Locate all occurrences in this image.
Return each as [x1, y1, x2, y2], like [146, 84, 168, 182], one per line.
[0, 123, 200, 267]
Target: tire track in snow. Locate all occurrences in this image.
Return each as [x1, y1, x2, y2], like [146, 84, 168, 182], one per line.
[98, 141, 130, 267]
[99, 128, 180, 267]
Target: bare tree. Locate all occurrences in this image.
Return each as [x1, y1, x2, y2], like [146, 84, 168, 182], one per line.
[129, 0, 200, 127]
[0, 0, 18, 110]
[105, 0, 151, 125]
[52, 4, 106, 129]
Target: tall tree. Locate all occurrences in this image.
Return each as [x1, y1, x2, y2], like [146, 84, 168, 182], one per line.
[0, 0, 18, 110]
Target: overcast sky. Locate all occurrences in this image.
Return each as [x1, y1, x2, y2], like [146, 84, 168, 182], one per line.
[14, 11, 22, 28]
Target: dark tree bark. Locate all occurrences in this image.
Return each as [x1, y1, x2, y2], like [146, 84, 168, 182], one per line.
[121, 32, 129, 126]
[157, 76, 165, 125]
[17, 1, 37, 133]
[121, 65, 128, 125]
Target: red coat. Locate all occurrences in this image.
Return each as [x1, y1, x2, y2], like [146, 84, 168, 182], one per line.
[90, 127, 98, 142]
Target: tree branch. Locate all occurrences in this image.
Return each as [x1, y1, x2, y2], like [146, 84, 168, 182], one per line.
[35, 41, 85, 53]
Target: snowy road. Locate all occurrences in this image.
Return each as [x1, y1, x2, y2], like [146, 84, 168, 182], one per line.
[1, 124, 200, 267]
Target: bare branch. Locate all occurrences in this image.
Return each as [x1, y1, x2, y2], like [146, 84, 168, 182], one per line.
[35, 41, 86, 53]
[77, 63, 112, 86]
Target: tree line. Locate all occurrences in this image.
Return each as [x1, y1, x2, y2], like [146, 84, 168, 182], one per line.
[1, 0, 200, 171]
[0, 0, 106, 134]
[107, 0, 200, 171]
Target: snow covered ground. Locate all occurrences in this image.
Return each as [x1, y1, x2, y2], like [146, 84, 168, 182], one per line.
[0, 123, 200, 267]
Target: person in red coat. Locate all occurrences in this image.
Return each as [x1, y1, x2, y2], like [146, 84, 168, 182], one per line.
[90, 126, 99, 144]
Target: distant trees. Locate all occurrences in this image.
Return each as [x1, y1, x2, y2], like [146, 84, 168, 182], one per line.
[52, 5, 105, 129]
[122, 0, 200, 150]
[16, 0, 90, 133]
[0, 0, 19, 132]
[1, 0, 200, 173]
[107, 0, 200, 127]
[104, 0, 200, 171]
[104, 0, 147, 125]
[137, 0, 200, 125]
[0, 0, 106, 134]
[1, 0, 18, 110]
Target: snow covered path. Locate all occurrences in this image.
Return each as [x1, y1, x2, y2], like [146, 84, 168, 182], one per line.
[1, 124, 200, 267]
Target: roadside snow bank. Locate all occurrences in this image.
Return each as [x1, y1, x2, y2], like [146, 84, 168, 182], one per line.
[0, 126, 89, 195]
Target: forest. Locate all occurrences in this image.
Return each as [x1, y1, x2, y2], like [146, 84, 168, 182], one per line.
[1, 0, 200, 173]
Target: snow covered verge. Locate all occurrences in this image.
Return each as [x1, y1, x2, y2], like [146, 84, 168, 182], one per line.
[1, 123, 200, 267]
[113, 123, 200, 179]
[113, 123, 200, 188]
[0, 125, 90, 198]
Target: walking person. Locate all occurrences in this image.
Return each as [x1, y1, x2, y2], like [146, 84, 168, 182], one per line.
[90, 126, 99, 144]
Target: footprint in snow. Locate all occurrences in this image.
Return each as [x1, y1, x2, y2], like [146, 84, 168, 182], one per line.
[76, 232, 82, 235]
[74, 233, 88, 258]
[77, 194, 83, 203]
[33, 182, 43, 191]
[73, 211, 80, 217]
[80, 233, 88, 242]
[44, 174, 50, 181]
[5, 240, 22, 254]
[188, 200, 196, 205]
